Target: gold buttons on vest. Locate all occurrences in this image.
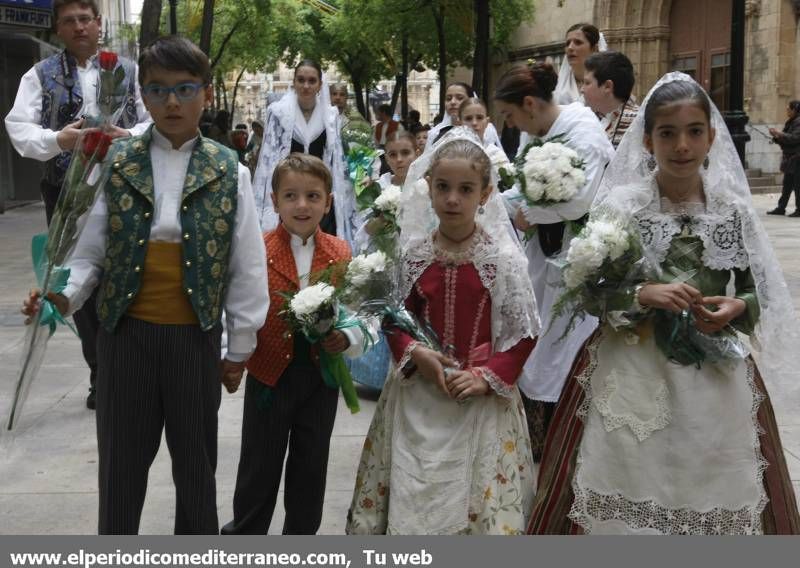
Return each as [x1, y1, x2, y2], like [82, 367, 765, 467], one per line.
[185, 260, 192, 268]
[328, 259, 334, 265]
[134, 265, 141, 273]
[220, 163, 227, 173]
[287, 332, 293, 339]
[182, 205, 188, 212]
[143, 212, 151, 219]
[113, 163, 120, 169]
[186, 288, 193, 295]
[137, 239, 145, 246]
[126, 292, 134, 299]
[183, 233, 190, 241]
[285, 354, 291, 360]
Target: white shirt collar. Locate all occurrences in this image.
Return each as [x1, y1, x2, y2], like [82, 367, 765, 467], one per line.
[289, 231, 316, 248]
[151, 126, 198, 152]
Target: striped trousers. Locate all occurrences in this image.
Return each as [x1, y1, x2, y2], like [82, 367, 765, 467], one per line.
[221, 365, 339, 535]
[96, 317, 222, 534]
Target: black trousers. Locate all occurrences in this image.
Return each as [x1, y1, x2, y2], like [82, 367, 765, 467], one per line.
[222, 365, 339, 535]
[96, 317, 222, 534]
[777, 172, 799, 211]
[42, 179, 98, 393]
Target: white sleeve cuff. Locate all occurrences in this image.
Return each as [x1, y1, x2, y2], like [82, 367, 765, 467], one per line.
[44, 130, 62, 157]
[227, 330, 257, 359]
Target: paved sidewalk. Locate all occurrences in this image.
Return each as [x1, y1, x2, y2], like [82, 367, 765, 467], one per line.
[1, 197, 799, 534]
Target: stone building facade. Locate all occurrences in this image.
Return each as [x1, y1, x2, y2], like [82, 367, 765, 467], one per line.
[497, 0, 800, 173]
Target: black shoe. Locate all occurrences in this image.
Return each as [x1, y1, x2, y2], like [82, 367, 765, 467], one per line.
[86, 389, 96, 410]
[767, 208, 786, 215]
[789, 210, 800, 217]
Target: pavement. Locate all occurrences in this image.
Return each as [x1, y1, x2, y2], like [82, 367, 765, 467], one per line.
[1, 196, 799, 535]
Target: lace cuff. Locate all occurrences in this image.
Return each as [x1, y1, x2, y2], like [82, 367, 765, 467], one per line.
[472, 366, 514, 398]
[397, 341, 422, 380]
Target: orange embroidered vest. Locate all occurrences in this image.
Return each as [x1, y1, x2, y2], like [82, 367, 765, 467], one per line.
[246, 224, 352, 387]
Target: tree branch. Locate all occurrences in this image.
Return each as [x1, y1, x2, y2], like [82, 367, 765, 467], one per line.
[210, 20, 244, 69]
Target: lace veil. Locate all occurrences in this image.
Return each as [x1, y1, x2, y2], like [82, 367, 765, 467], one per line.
[554, 32, 608, 105]
[397, 126, 540, 352]
[252, 73, 352, 241]
[593, 71, 800, 420]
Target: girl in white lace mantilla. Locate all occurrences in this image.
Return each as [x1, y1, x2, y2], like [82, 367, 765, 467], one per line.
[252, 60, 354, 243]
[346, 128, 540, 535]
[529, 73, 800, 535]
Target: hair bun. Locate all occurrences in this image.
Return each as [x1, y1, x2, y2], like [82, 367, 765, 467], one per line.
[530, 62, 558, 96]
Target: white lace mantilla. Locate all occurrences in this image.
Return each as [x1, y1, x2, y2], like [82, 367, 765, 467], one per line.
[400, 228, 538, 354]
[635, 202, 749, 271]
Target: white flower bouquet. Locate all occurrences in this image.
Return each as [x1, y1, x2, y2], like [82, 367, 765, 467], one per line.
[362, 185, 402, 255]
[517, 137, 585, 206]
[551, 214, 646, 336]
[281, 273, 367, 413]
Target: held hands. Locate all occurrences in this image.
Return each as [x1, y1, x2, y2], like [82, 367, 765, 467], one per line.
[637, 283, 746, 333]
[445, 369, 489, 401]
[410, 346, 458, 396]
[637, 282, 703, 313]
[220, 359, 246, 393]
[321, 330, 350, 354]
[21, 288, 69, 324]
[365, 214, 388, 236]
[692, 296, 747, 334]
[513, 207, 533, 232]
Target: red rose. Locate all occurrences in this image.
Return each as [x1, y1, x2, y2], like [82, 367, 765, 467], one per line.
[98, 51, 118, 71]
[82, 130, 113, 161]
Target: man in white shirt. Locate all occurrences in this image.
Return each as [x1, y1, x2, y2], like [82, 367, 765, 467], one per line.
[5, 0, 151, 409]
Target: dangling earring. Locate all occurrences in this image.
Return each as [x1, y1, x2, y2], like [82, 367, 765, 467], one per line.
[646, 153, 657, 173]
[478, 204, 485, 214]
[703, 156, 710, 170]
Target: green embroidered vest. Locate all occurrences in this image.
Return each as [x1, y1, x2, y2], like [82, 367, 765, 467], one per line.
[97, 127, 239, 332]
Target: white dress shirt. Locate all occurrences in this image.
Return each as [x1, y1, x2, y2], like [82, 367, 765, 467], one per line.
[4, 55, 151, 161]
[62, 127, 268, 362]
[287, 231, 376, 358]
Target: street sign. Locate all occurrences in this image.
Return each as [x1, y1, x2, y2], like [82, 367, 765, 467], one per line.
[0, 0, 53, 29]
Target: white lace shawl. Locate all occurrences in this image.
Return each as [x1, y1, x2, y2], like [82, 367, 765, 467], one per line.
[398, 228, 539, 354]
[251, 87, 354, 243]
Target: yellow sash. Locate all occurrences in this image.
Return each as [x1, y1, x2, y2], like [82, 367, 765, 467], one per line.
[126, 242, 199, 325]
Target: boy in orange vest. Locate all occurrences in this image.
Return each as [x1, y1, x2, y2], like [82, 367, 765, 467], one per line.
[221, 153, 374, 534]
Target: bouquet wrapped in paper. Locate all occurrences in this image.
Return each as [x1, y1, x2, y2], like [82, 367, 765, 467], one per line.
[280, 261, 380, 413]
[349, 249, 451, 363]
[8, 51, 128, 431]
[343, 120, 383, 210]
[552, 213, 748, 367]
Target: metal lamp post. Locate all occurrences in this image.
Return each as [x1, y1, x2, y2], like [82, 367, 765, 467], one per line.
[722, 0, 750, 166]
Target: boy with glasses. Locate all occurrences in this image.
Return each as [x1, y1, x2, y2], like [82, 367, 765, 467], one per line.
[23, 36, 268, 534]
[5, 0, 151, 410]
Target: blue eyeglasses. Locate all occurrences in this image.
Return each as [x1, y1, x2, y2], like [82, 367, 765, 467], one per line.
[142, 82, 207, 103]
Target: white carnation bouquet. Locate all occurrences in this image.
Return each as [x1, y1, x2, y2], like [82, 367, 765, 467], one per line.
[551, 214, 646, 336]
[503, 134, 585, 205]
[517, 136, 585, 206]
